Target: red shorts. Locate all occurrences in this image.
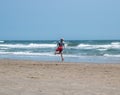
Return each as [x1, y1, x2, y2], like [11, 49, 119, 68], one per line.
[56, 46, 63, 52]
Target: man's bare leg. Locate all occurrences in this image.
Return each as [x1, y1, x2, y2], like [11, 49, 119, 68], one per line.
[61, 53, 64, 62]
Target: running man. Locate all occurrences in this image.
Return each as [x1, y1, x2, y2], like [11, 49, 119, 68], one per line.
[55, 38, 65, 62]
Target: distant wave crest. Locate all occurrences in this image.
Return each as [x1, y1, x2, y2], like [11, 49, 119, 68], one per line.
[104, 54, 120, 57]
[0, 43, 57, 48]
[75, 43, 120, 50]
[0, 40, 4, 43]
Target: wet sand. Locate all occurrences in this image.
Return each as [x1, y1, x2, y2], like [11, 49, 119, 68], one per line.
[0, 59, 120, 95]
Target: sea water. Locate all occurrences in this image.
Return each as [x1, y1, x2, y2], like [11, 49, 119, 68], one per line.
[0, 40, 120, 63]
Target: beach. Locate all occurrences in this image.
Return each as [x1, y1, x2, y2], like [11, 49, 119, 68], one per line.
[0, 59, 120, 95]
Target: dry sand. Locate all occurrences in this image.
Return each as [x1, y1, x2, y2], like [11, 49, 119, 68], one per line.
[0, 59, 120, 95]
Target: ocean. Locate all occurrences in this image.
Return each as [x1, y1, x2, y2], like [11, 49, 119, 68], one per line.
[0, 40, 120, 63]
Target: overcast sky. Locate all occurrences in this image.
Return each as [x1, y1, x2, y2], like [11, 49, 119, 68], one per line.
[0, 0, 120, 40]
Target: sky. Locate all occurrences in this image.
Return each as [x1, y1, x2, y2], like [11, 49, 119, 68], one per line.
[0, 0, 120, 40]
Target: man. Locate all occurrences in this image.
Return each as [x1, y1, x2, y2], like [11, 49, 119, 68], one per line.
[55, 38, 65, 62]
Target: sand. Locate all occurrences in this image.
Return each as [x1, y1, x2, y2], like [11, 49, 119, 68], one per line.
[0, 59, 120, 95]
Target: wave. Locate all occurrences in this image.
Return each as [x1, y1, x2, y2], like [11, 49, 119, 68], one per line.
[104, 54, 120, 57]
[1, 41, 120, 50]
[0, 51, 79, 57]
[111, 42, 120, 45]
[0, 51, 55, 56]
[0, 41, 4, 43]
[0, 48, 9, 50]
[96, 49, 108, 51]
[0, 43, 57, 48]
[68, 43, 120, 50]
[0, 51, 120, 58]
[0, 51, 88, 59]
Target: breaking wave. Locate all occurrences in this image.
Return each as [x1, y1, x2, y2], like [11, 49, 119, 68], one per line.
[0, 43, 57, 48]
[104, 54, 120, 57]
[67, 42, 120, 50]
[0, 40, 4, 43]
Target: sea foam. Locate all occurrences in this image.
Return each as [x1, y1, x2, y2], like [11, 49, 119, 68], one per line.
[0, 43, 57, 48]
[0, 41, 4, 43]
[77, 43, 120, 49]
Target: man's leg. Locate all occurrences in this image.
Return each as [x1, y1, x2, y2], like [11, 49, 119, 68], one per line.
[61, 53, 64, 62]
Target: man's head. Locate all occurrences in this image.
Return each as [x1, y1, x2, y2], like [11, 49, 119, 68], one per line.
[60, 38, 64, 42]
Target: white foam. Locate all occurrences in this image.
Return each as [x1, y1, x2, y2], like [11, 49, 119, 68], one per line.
[104, 54, 120, 57]
[0, 48, 9, 50]
[97, 49, 108, 51]
[0, 51, 84, 58]
[1, 50, 120, 58]
[111, 42, 120, 45]
[76, 43, 120, 49]
[0, 41, 4, 43]
[0, 51, 56, 56]
[0, 43, 57, 48]
[63, 54, 82, 58]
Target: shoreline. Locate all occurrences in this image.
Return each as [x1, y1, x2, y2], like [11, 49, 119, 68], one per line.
[1, 58, 120, 64]
[1, 54, 120, 64]
[0, 59, 120, 95]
